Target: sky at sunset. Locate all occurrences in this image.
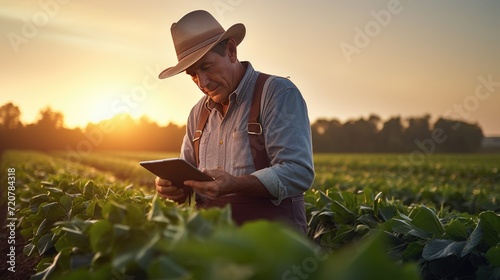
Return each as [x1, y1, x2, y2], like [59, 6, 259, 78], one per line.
[1, 0, 499, 136]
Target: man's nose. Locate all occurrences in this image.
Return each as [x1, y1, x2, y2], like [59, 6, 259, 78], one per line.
[196, 72, 209, 90]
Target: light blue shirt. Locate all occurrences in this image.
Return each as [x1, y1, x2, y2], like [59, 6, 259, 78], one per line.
[180, 62, 314, 204]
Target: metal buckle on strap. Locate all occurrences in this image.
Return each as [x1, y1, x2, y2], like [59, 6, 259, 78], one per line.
[247, 123, 263, 135]
[193, 130, 203, 142]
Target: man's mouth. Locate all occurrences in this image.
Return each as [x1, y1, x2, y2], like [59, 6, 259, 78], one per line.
[206, 85, 220, 95]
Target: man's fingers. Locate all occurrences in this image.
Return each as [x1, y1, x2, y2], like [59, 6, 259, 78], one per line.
[184, 180, 220, 197]
[157, 184, 183, 195]
[202, 168, 222, 178]
[155, 177, 172, 186]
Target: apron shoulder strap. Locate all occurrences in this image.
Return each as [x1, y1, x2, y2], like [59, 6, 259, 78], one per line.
[193, 98, 210, 167]
[248, 73, 271, 170]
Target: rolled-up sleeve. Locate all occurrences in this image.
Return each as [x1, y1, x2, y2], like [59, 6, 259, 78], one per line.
[251, 78, 315, 204]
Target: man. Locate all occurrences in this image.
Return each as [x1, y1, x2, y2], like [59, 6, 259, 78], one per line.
[155, 10, 314, 234]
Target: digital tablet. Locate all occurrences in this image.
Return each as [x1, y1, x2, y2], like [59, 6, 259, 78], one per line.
[139, 158, 214, 187]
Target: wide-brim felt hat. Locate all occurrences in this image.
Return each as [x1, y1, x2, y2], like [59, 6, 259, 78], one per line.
[158, 10, 246, 79]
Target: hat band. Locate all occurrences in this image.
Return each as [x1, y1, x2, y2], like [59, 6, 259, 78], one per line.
[177, 34, 222, 61]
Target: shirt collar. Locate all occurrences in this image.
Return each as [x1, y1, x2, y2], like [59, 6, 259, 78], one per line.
[205, 61, 256, 110]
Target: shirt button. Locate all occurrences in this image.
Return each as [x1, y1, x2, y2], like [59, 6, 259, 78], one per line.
[219, 139, 223, 145]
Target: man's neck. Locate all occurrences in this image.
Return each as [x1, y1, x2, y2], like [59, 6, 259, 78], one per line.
[232, 61, 246, 88]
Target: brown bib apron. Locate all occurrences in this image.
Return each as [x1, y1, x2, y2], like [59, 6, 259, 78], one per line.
[195, 194, 307, 235]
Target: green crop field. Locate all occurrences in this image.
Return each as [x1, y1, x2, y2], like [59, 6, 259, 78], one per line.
[1, 150, 499, 280]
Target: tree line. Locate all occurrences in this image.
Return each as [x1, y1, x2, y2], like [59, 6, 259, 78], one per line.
[0, 102, 484, 154]
[312, 114, 483, 153]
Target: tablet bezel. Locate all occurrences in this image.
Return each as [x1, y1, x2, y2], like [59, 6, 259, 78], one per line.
[139, 158, 214, 187]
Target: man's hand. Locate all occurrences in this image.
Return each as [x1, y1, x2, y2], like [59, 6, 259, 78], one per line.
[184, 169, 235, 198]
[184, 169, 272, 198]
[155, 177, 189, 203]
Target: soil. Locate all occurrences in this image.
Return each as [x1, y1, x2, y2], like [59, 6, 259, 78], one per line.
[1, 199, 40, 280]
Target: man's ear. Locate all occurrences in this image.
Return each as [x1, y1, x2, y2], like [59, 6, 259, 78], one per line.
[227, 38, 238, 63]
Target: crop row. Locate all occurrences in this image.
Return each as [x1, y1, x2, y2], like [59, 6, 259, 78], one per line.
[2, 150, 420, 279]
[313, 154, 499, 215]
[1, 150, 499, 279]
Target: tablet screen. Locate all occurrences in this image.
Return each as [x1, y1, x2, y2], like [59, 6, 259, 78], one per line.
[139, 158, 214, 187]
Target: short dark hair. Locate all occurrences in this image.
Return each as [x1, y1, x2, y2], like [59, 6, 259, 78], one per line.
[210, 39, 229, 57]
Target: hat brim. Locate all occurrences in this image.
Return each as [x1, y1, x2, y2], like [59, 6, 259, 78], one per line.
[158, 23, 246, 79]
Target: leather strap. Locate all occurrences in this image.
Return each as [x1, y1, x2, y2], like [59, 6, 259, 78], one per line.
[193, 99, 210, 167]
[248, 73, 271, 170]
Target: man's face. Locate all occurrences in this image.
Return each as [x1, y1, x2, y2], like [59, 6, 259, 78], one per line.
[185, 47, 236, 104]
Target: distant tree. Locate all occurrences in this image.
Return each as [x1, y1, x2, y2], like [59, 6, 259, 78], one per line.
[311, 118, 344, 152]
[35, 106, 64, 130]
[368, 114, 381, 131]
[433, 118, 484, 152]
[342, 117, 378, 152]
[0, 102, 23, 129]
[403, 114, 432, 150]
[377, 116, 405, 152]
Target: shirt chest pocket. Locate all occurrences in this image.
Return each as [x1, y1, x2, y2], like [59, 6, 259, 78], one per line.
[198, 131, 212, 169]
[231, 130, 254, 170]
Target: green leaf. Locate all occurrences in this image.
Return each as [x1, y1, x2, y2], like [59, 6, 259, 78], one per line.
[30, 194, 50, 213]
[69, 196, 87, 219]
[126, 203, 145, 226]
[318, 190, 332, 207]
[136, 232, 160, 269]
[390, 218, 431, 239]
[59, 195, 73, 212]
[37, 233, 54, 255]
[23, 243, 36, 257]
[331, 200, 355, 224]
[486, 246, 500, 266]
[35, 219, 49, 237]
[54, 235, 71, 252]
[445, 219, 469, 240]
[341, 191, 357, 212]
[410, 205, 444, 237]
[318, 230, 420, 280]
[331, 224, 356, 244]
[82, 180, 103, 199]
[462, 221, 483, 257]
[61, 227, 89, 249]
[147, 194, 171, 223]
[112, 231, 151, 271]
[148, 255, 189, 279]
[379, 205, 397, 221]
[45, 187, 64, 200]
[113, 224, 131, 241]
[70, 254, 93, 270]
[422, 239, 466, 261]
[373, 191, 382, 216]
[86, 200, 97, 217]
[478, 211, 500, 247]
[41, 202, 67, 221]
[30, 252, 61, 280]
[402, 242, 424, 260]
[89, 220, 113, 253]
[102, 201, 127, 224]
